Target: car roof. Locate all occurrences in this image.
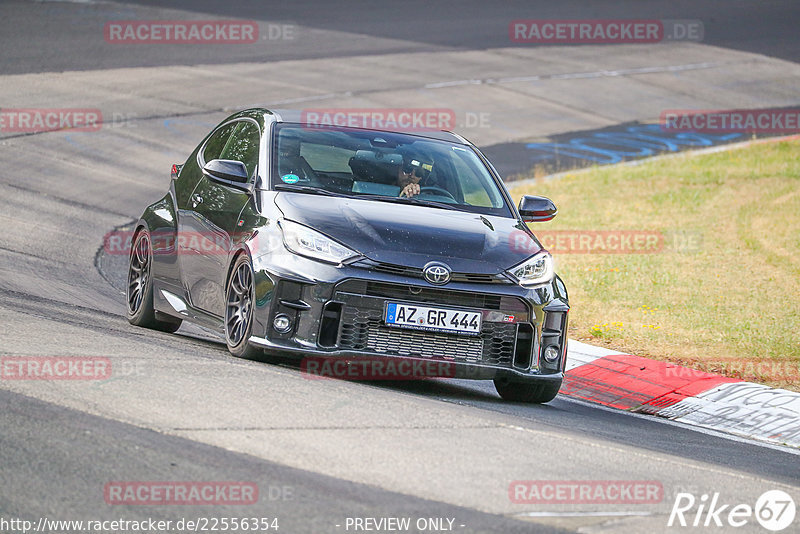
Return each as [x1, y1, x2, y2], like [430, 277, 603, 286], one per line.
[223, 108, 469, 145]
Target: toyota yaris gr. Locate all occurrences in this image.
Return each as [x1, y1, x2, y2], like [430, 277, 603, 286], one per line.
[127, 108, 569, 403]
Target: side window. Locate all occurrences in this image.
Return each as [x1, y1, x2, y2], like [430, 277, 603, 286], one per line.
[219, 122, 260, 178]
[202, 122, 237, 163]
[451, 151, 503, 208]
[453, 156, 491, 206]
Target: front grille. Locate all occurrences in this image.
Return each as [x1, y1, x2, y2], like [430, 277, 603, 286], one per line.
[351, 259, 511, 284]
[368, 281, 502, 309]
[366, 325, 484, 362]
[336, 291, 521, 367]
[337, 280, 527, 312]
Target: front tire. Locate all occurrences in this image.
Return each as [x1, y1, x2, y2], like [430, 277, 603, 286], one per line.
[494, 378, 561, 403]
[224, 254, 263, 360]
[126, 229, 182, 333]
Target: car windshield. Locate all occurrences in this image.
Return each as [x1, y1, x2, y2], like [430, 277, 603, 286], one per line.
[271, 124, 512, 217]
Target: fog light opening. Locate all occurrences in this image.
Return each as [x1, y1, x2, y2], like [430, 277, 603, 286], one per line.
[273, 313, 292, 333]
[543, 345, 560, 364]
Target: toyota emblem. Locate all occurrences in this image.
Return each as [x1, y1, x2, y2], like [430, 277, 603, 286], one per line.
[423, 262, 452, 285]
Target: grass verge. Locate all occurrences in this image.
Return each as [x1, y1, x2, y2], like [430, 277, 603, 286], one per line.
[509, 139, 800, 391]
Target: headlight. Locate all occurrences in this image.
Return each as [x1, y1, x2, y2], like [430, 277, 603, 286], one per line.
[280, 219, 358, 264]
[507, 251, 554, 287]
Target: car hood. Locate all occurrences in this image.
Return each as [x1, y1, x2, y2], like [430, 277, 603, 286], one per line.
[274, 193, 542, 274]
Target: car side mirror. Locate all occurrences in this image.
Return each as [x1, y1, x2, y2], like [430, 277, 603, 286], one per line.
[518, 195, 557, 222]
[203, 159, 250, 187]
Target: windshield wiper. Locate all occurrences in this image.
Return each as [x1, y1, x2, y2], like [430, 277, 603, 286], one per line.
[273, 184, 343, 197]
[371, 195, 473, 212]
[274, 185, 472, 212]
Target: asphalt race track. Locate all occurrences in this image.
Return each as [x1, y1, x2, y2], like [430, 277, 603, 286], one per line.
[1, 1, 799, 533]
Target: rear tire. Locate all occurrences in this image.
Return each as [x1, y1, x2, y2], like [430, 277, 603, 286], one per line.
[126, 229, 182, 333]
[224, 254, 263, 360]
[494, 378, 561, 403]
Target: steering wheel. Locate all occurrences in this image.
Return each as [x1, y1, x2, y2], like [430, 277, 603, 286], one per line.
[419, 186, 456, 201]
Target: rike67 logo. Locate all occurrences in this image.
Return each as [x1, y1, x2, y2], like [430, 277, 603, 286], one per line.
[669, 490, 796, 531]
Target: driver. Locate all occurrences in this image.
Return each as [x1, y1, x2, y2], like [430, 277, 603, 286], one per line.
[278, 134, 315, 181]
[397, 156, 434, 198]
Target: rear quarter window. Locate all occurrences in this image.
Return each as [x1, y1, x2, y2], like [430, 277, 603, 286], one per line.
[202, 122, 238, 163]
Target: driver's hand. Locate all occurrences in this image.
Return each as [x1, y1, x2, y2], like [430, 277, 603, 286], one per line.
[399, 182, 420, 198]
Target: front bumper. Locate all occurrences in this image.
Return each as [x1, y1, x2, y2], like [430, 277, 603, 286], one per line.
[248, 251, 569, 383]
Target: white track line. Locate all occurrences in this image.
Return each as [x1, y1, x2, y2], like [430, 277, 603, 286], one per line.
[425, 62, 723, 89]
[515, 511, 653, 517]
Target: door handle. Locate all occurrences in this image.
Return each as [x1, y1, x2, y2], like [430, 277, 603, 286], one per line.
[191, 194, 203, 208]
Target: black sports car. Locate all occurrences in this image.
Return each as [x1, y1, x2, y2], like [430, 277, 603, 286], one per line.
[127, 108, 569, 403]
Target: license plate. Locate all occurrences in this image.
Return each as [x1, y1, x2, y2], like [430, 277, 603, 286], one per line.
[384, 302, 482, 336]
